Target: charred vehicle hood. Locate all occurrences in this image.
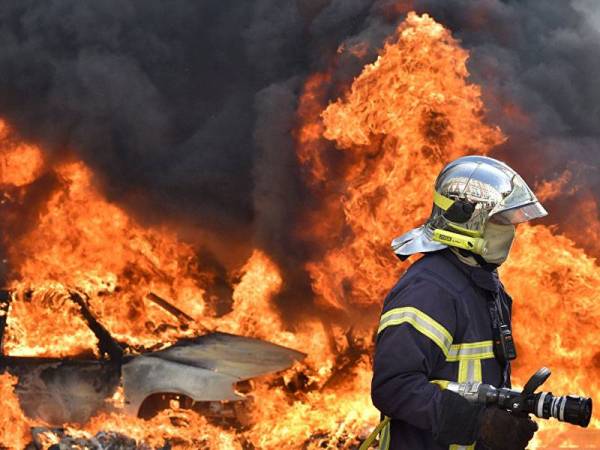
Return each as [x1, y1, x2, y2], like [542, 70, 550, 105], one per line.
[3, 332, 304, 425]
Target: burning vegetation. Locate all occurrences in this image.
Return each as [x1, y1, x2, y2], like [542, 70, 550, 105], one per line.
[0, 11, 598, 450]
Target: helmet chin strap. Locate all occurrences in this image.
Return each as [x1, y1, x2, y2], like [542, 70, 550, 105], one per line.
[458, 248, 499, 272]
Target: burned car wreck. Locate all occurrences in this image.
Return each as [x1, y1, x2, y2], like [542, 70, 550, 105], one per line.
[0, 289, 305, 426]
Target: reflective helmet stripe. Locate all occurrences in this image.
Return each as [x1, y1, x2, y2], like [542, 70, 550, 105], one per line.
[433, 190, 455, 210]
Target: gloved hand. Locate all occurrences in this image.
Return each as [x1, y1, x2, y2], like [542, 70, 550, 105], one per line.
[477, 407, 538, 450]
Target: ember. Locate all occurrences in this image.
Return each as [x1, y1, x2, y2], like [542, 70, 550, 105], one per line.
[0, 10, 597, 450]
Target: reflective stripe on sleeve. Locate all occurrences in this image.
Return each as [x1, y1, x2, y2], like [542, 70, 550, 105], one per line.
[430, 341, 494, 390]
[446, 340, 494, 362]
[378, 307, 453, 357]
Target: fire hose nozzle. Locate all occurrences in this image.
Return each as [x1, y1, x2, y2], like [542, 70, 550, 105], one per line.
[448, 367, 593, 428]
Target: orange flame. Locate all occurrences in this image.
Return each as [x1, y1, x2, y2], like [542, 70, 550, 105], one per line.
[0, 10, 598, 450]
[303, 12, 504, 311]
[0, 373, 32, 449]
[503, 225, 600, 446]
[0, 120, 45, 187]
[5, 158, 212, 356]
[536, 169, 576, 202]
[298, 12, 599, 448]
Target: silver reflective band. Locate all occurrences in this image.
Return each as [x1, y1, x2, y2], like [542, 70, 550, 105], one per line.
[537, 391, 548, 418]
[551, 396, 560, 418]
[559, 396, 567, 422]
[465, 359, 476, 381]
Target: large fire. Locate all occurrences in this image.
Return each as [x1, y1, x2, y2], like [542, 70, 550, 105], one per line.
[0, 11, 598, 450]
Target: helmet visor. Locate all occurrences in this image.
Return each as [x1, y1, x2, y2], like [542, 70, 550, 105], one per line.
[488, 173, 548, 224]
[489, 201, 548, 225]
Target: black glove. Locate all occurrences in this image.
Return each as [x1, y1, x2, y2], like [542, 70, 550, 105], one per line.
[435, 390, 485, 445]
[477, 407, 538, 450]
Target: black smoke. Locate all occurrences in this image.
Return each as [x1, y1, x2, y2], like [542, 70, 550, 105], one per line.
[0, 0, 598, 309]
[0, 0, 399, 317]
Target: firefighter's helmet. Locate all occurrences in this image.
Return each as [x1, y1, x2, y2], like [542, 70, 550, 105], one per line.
[392, 155, 547, 258]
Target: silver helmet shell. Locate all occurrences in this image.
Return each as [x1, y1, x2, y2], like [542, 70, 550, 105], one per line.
[392, 155, 547, 258]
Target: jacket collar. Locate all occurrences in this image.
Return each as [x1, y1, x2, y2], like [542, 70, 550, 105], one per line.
[439, 249, 500, 293]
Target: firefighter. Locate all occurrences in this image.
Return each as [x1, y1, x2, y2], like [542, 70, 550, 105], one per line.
[368, 155, 546, 450]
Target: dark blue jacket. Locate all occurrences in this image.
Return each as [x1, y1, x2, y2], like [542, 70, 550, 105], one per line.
[371, 249, 513, 450]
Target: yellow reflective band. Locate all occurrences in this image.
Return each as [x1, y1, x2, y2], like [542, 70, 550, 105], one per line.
[451, 358, 481, 450]
[474, 358, 482, 381]
[458, 358, 482, 383]
[430, 379, 450, 390]
[434, 191, 455, 211]
[378, 307, 453, 357]
[432, 229, 486, 254]
[433, 346, 487, 450]
[358, 416, 390, 450]
[450, 445, 475, 450]
[446, 340, 495, 362]
[458, 359, 469, 383]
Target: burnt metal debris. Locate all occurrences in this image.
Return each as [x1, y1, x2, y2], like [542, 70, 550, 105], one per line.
[145, 293, 194, 326]
[0, 288, 305, 445]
